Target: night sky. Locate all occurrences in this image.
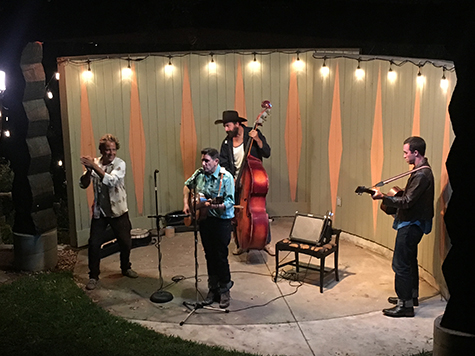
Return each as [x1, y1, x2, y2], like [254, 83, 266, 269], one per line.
[0, 0, 472, 198]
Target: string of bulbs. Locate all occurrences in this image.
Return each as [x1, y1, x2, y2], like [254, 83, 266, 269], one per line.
[57, 49, 455, 91]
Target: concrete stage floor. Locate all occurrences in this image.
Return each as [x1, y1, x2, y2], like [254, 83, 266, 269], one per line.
[74, 217, 446, 356]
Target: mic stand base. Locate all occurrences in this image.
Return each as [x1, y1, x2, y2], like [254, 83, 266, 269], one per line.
[150, 290, 173, 303]
[180, 301, 229, 326]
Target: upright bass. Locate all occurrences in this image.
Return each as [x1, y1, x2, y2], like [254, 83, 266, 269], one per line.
[235, 101, 272, 250]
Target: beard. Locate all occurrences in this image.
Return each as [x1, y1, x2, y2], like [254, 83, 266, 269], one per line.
[227, 126, 239, 138]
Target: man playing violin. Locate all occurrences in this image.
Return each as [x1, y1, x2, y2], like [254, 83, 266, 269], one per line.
[215, 110, 274, 256]
[371, 136, 434, 318]
[183, 147, 235, 308]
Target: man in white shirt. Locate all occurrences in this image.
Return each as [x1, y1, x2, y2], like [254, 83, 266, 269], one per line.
[80, 134, 138, 290]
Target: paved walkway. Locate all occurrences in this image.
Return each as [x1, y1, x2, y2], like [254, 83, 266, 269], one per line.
[73, 217, 446, 356]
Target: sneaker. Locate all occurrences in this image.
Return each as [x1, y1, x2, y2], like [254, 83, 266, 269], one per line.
[233, 247, 247, 255]
[219, 290, 231, 309]
[122, 269, 138, 278]
[86, 278, 98, 290]
[264, 243, 275, 256]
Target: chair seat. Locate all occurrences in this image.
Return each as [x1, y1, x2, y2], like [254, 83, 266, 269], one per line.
[274, 228, 340, 293]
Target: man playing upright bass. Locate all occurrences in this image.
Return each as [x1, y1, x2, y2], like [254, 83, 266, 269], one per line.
[215, 110, 274, 256]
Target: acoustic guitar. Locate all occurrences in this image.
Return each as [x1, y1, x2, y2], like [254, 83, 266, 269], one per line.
[355, 185, 403, 215]
[184, 192, 224, 226]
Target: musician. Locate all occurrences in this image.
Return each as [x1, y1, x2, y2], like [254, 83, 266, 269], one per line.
[79, 134, 138, 291]
[183, 147, 235, 308]
[215, 110, 274, 256]
[371, 136, 434, 318]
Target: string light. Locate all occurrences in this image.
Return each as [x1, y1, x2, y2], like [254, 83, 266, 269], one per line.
[82, 60, 93, 81]
[55, 72, 60, 80]
[416, 66, 425, 87]
[355, 59, 365, 80]
[4, 130, 10, 138]
[388, 62, 397, 82]
[250, 52, 260, 71]
[208, 53, 217, 73]
[46, 90, 53, 99]
[320, 57, 329, 77]
[0, 70, 6, 92]
[58, 160, 63, 167]
[122, 57, 133, 79]
[440, 67, 449, 91]
[165, 56, 174, 76]
[293, 51, 304, 71]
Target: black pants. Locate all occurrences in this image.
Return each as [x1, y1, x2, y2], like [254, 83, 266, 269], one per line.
[88, 212, 132, 279]
[392, 224, 424, 302]
[199, 217, 233, 293]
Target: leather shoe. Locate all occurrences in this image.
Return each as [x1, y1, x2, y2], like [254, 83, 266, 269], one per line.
[219, 290, 231, 309]
[388, 296, 419, 306]
[383, 305, 414, 318]
[264, 243, 275, 256]
[233, 247, 247, 255]
[202, 289, 219, 305]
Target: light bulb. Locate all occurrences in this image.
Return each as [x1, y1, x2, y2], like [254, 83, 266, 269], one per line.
[165, 56, 174, 76]
[0, 70, 5, 91]
[388, 67, 397, 82]
[208, 54, 217, 73]
[55, 72, 60, 80]
[47, 90, 53, 99]
[320, 58, 329, 77]
[250, 53, 260, 71]
[416, 68, 425, 87]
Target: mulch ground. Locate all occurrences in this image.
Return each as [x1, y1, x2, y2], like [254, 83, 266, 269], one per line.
[0, 245, 79, 285]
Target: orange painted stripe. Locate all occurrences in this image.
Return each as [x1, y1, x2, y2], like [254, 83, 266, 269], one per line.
[412, 87, 421, 137]
[371, 68, 384, 233]
[328, 64, 343, 214]
[284, 65, 302, 202]
[234, 58, 247, 119]
[180, 64, 198, 180]
[128, 63, 146, 215]
[80, 70, 96, 216]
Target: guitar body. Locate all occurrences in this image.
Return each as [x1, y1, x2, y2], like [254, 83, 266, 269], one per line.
[380, 186, 403, 215]
[184, 193, 224, 226]
[236, 155, 269, 250]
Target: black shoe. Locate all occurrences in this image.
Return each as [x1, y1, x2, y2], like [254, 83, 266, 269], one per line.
[388, 296, 419, 306]
[219, 290, 231, 309]
[383, 305, 415, 318]
[202, 289, 219, 305]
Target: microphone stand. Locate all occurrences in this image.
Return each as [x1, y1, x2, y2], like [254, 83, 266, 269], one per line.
[180, 171, 228, 326]
[148, 169, 173, 303]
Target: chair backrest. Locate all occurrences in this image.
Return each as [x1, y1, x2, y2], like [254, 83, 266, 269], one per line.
[289, 211, 333, 246]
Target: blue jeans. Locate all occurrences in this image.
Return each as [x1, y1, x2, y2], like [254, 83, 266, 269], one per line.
[392, 224, 424, 301]
[199, 217, 233, 293]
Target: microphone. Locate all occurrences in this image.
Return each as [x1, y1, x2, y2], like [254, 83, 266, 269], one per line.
[190, 167, 204, 181]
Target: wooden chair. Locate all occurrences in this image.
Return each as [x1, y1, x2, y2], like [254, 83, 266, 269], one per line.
[274, 212, 340, 293]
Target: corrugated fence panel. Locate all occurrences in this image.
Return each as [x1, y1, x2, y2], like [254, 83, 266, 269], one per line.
[59, 53, 455, 289]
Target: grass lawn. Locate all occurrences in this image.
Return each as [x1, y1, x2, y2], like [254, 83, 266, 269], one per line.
[0, 271, 432, 356]
[0, 271, 255, 356]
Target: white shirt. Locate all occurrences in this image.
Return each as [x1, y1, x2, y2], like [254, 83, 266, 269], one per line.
[80, 157, 128, 219]
[233, 143, 244, 177]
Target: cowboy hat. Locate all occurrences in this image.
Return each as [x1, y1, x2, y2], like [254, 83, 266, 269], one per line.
[214, 110, 247, 124]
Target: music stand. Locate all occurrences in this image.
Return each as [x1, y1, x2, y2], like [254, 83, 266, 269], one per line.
[148, 169, 173, 303]
[180, 173, 228, 326]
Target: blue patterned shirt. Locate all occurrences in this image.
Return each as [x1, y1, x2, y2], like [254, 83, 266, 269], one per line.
[185, 164, 235, 219]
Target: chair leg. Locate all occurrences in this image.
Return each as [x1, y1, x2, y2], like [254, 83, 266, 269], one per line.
[274, 247, 279, 282]
[320, 257, 325, 293]
[334, 248, 339, 281]
[295, 252, 299, 273]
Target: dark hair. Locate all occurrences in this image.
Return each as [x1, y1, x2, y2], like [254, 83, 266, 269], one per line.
[99, 134, 120, 152]
[404, 136, 426, 156]
[201, 147, 219, 161]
